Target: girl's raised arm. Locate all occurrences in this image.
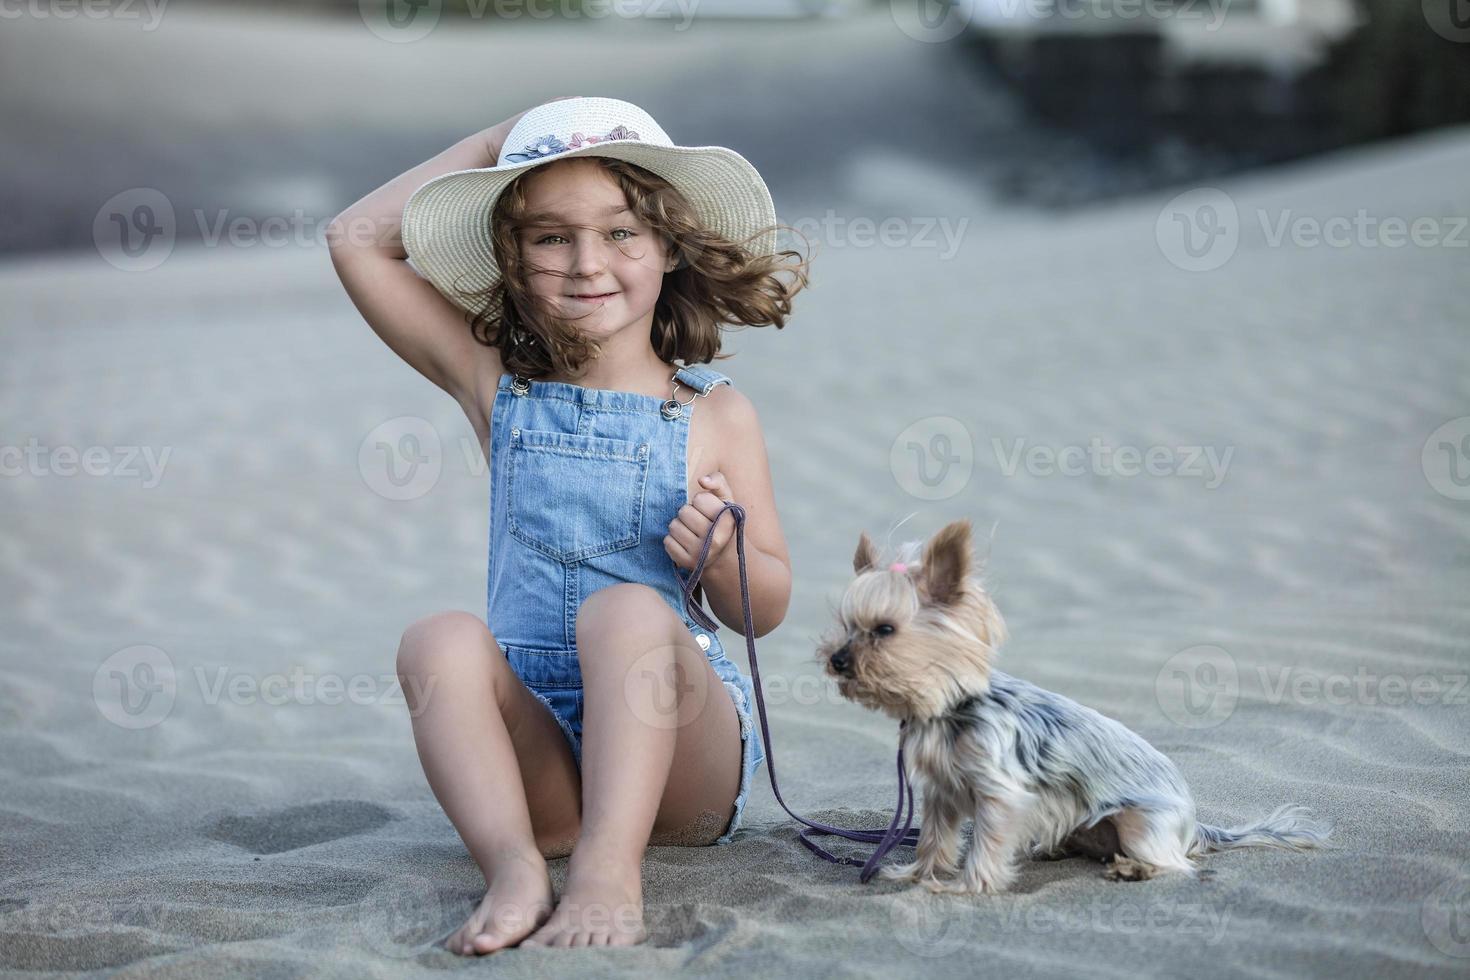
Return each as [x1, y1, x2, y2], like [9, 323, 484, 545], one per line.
[325, 99, 573, 415]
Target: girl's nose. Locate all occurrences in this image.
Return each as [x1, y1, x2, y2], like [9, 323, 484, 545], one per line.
[568, 238, 613, 276]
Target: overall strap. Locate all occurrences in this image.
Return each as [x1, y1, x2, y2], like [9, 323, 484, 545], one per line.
[673, 363, 732, 397]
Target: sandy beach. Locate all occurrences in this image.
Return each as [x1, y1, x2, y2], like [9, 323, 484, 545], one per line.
[2, 11, 1469, 975]
[3, 124, 1468, 975]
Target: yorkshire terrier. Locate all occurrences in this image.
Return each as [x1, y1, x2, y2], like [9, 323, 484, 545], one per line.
[818, 519, 1333, 895]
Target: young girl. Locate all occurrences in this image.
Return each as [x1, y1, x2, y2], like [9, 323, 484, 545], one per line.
[327, 97, 808, 953]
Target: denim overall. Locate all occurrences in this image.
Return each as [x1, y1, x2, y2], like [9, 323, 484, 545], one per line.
[486, 362, 766, 846]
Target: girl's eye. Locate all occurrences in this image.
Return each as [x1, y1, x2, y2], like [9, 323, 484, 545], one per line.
[873, 623, 895, 637]
[533, 228, 635, 246]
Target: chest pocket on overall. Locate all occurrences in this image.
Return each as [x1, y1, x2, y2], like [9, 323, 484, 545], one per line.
[507, 426, 651, 563]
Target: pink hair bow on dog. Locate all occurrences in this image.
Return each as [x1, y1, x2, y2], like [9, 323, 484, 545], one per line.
[890, 562, 908, 573]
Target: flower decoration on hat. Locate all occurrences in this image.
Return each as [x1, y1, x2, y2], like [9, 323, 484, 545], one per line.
[505, 125, 642, 164]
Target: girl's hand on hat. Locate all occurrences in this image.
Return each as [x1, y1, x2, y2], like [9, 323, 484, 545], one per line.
[481, 95, 581, 165]
[664, 472, 738, 572]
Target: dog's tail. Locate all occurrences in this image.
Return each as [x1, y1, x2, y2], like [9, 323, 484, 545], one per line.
[1187, 804, 1334, 857]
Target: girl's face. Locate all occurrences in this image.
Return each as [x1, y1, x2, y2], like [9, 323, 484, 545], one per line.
[514, 158, 673, 343]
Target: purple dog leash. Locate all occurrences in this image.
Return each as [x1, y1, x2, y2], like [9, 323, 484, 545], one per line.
[676, 500, 920, 883]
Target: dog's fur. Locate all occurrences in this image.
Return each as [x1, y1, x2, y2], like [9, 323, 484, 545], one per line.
[817, 519, 1333, 895]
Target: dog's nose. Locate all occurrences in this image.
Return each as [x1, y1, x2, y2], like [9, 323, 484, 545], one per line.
[829, 646, 853, 676]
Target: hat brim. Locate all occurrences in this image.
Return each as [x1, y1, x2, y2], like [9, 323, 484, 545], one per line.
[401, 141, 779, 322]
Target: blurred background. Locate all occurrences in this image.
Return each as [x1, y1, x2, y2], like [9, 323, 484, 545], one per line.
[3, 0, 1469, 256]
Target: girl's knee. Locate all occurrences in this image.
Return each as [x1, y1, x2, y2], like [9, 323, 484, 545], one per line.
[396, 610, 499, 678]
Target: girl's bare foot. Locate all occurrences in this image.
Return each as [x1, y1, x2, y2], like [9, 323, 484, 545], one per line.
[520, 855, 647, 948]
[445, 852, 556, 955]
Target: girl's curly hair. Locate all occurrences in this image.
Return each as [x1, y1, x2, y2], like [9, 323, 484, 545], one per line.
[451, 156, 811, 378]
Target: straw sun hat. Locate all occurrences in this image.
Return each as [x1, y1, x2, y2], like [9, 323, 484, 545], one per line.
[401, 96, 780, 324]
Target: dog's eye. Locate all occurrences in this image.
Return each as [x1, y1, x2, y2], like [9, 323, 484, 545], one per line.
[872, 623, 895, 637]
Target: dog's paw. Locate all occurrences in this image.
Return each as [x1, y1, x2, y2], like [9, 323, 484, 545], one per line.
[920, 876, 968, 895]
[1102, 855, 1158, 882]
[925, 877, 1009, 896]
[877, 861, 924, 884]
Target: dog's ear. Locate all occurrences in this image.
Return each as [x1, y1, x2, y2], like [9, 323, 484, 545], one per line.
[853, 530, 880, 575]
[919, 519, 973, 606]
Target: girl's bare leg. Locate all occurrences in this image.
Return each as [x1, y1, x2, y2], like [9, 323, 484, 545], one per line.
[521, 584, 744, 948]
[396, 611, 584, 955]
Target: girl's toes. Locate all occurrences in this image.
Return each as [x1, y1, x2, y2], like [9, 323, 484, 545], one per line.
[451, 921, 480, 954]
[521, 924, 554, 947]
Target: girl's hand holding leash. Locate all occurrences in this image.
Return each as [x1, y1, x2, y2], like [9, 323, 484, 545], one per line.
[664, 472, 738, 572]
